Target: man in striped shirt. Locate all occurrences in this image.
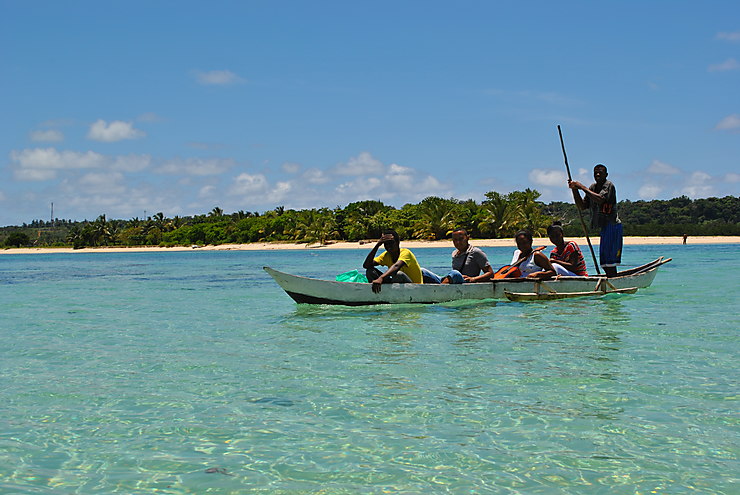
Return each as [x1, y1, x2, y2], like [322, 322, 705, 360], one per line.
[547, 221, 588, 276]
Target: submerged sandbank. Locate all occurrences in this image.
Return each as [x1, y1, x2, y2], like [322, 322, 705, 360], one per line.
[1, 236, 738, 255]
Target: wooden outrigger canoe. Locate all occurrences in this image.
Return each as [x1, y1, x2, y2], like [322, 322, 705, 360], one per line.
[264, 258, 670, 306]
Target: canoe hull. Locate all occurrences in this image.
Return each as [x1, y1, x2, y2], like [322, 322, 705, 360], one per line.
[264, 258, 669, 306]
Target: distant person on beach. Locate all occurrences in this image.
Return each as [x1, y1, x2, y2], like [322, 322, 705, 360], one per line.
[683, 234, 688, 245]
[569, 164, 622, 277]
[510, 230, 557, 280]
[363, 229, 423, 293]
[425, 228, 493, 284]
[547, 221, 588, 276]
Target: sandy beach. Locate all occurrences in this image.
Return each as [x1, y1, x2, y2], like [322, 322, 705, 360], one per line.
[2, 236, 738, 255]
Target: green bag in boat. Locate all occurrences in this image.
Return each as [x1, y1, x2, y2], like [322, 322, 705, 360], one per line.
[335, 269, 368, 283]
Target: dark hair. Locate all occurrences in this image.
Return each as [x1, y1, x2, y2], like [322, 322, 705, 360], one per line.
[515, 229, 532, 242]
[594, 163, 608, 173]
[451, 227, 469, 236]
[382, 229, 400, 245]
[547, 221, 564, 236]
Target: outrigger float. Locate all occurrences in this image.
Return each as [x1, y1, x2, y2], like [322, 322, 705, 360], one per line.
[264, 257, 670, 306]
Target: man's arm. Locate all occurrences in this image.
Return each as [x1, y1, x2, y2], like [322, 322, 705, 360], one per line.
[382, 259, 406, 279]
[363, 238, 385, 269]
[549, 244, 581, 273]
[370, 259, 406, 293]
[466, 263, 494, 283]
[569, 180, 606, 205]
[464, 250, 494, 282]
[550, 257, 578, 273]
[527, 252, 556, 280]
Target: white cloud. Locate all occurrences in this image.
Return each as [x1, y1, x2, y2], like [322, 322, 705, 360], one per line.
[30, 129, 64, 142]
[529, 169, 567, 187]
[87, 120, 145, 142]
[157, 158, 235, 176]
[708, 58, 740, 72]
[716, 31, 740, 42]
[53, 176, 180, 220]
[198, 185, 217, 198]
[78, 172, 126, 194]
[715, 114, 740, 131]
[635, 164, 739, 200]
[10, 148, 152, 182]
[334, 151, 385, 176]
[646, 159, 680, 175]
[385, 169, 415, 191]
[268, 181, 293, 203]
[194, 70, 245, 86]
[230, 173, 269, 195]
[14, 168, 57, 181]
[387, 163, 413, 175]
[681, 171, 715, 198]
[228, 175, 293, 205]
[379, 163, 447, 201]
[638, 184, 663, 199]
[417, 175, 445, 192]
[218, 152, 449, 209]
[11, 148, 106, 180]
[112, 154, 152, 172]
[281, 162, 301, 174]
[302, 168, 329, 184]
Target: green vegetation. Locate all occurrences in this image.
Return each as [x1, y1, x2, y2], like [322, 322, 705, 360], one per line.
[2, 192, 738, 249]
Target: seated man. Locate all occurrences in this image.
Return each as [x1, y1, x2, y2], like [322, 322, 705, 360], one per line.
[363, 229, 423, 293]
[547, 221, 588, 276]
[434, 228, 493, 284]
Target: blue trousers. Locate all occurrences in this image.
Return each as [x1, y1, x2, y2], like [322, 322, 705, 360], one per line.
[600, 222, 623, 267]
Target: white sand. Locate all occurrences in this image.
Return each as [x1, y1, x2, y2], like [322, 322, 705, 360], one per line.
[2, 236, 738, 255]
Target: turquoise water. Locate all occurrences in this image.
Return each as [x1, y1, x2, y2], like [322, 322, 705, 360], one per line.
[0, 244, 738, 494]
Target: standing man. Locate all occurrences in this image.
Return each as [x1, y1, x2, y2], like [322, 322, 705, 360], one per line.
[363, 229, 423, 293]
[569, 164, 622, 277]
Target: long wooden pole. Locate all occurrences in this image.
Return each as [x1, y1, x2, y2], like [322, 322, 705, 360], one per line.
[557, 125, 600, 275]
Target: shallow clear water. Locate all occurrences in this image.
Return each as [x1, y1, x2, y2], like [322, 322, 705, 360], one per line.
[0, 244, 738, 494]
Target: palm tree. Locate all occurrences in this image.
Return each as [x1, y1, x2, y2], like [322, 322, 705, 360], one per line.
[151, 212, 172, 232]
[411, 196, 458, 240]
[171, 216, 186, 229]
[90, 214, 115, 246]
[290, 209, 339, 245]
[66, 226, 80, 246]
[478, 192, 522, 238]
[341, 200, 388, 240]
[510, 189, 548, 236]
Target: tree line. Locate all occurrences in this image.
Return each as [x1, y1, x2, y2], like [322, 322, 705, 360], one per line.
[2, 191, 739, 248]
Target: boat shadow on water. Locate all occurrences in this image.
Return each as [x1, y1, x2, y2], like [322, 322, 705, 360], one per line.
[288, 297, 500, 317]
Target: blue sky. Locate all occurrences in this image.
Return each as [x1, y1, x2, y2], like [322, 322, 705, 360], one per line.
[1, 1, 739, 226]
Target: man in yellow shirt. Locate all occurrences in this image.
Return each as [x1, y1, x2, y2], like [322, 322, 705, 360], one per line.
[363, 229, 423, 293]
